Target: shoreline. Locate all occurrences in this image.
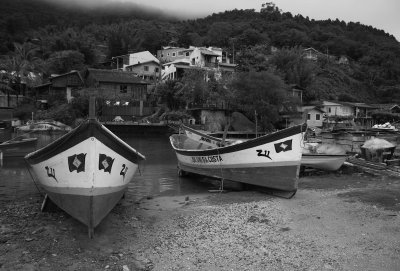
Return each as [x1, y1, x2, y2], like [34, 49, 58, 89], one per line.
[1, 168, 400, 271]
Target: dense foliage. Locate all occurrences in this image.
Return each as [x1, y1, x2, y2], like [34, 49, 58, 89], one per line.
[1, 0, 400, 126]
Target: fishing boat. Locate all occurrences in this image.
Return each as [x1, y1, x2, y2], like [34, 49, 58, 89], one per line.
[0, 137, 38, 158]
[170, 123, 307, 194]
[24, 112, 145, 238]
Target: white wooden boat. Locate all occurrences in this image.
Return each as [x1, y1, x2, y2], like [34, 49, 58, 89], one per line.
[170, 124, 307, 193]
[301, 153, 347, 171]
[301, 142, 347, 171]
[24, 118, 145, 237]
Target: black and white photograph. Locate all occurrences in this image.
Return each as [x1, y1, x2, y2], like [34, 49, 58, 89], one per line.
[1, 0, 400, 270]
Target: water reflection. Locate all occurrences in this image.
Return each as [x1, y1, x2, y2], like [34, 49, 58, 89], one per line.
[0, 132, 213, 203]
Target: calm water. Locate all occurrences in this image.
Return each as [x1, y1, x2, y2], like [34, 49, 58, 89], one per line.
[0, 132, 214, 203]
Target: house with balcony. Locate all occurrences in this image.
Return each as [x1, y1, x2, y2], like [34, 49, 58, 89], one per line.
[160, 46, 236, 81]
[320, 101, 376, 128]
[125, 60, 161, 82]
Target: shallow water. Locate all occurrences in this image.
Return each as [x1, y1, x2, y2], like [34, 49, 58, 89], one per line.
[0, 132, 214, 203]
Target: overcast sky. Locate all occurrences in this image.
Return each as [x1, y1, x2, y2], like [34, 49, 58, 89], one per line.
[55, 0, 400, 41]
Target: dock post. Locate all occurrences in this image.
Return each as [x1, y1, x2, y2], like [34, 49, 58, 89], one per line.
[89, 96, 96, 120]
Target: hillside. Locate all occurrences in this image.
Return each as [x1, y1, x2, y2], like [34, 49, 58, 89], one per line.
[0, 0, 399, 103]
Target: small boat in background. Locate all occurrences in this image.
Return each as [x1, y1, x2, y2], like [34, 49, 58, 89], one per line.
[16, 120, 72, 132]
[170, 123, 307, 194]
[0, 137, 38, 158]
[301, 153, 347, 171]
[301, 143, 347, 171]
[25, 99, 145, 238]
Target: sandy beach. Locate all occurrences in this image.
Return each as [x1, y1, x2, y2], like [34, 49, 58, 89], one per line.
[1, 165, 400, 271]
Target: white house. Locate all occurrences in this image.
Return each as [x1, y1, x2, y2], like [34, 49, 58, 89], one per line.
[302, 106, 325, 128]
[112, 51, 160, 71]
[160, 46, 236, 81]
[321, 101, 353, 117]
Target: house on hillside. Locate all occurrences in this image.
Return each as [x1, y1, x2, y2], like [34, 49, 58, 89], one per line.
[303, 48, 322, 61]
[34, 70, 84, 105]
[319, 101, 376, 128]
[371, 104, 400, 114]
[157, 46, 190, 63]
[125, 60, 161, 81]
[321, 101, 353, 117]
[287, 84, 304, 103]
[83, 68, 152, 120]
[303, 47, 336, 62]
[112, 51, 160, 72]
[303, 106, 325, 128]
[161, 46, 236, 81]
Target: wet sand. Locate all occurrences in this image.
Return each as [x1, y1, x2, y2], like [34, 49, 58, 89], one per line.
[1, 166, 400, 271]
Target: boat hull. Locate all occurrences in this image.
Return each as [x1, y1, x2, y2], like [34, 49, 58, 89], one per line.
[301, 154, 347, 171]
[25, 120, 145, 233]
[171, 124, 307, 192]
[43, 186, 127, 228]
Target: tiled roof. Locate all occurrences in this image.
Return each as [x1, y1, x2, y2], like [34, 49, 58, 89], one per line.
[49, 70, 83, 83]
[87, 68, 148, 84]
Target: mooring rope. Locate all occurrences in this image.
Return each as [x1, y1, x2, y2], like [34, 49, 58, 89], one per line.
[24, 159, 45, 197]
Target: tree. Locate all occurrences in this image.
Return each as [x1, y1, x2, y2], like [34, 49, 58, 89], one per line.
[46, 50, 85, 74]
[0, 42, 43, 106]
[229, 71, 287, 131]
[269, 47, 317, 88]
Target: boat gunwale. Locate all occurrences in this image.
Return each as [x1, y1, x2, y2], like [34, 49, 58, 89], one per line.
[171, 123, 307, 156]
[25, 119, 145, 164]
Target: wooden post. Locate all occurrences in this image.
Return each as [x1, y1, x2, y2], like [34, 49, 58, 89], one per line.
[89, 96, 96, 120]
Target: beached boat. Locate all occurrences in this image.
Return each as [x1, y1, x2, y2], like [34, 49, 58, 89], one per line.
[16, 120, 72, 132]
[0, 137, 38, 158]
[24, 118, 145, 238]
[170, 123, 307, 193]
[301, 142, 347, 171]
[301, 153, 347, 171]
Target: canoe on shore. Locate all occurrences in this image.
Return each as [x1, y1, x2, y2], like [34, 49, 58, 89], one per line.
[24, 118, 145, 238]
[301, 153, 347, 171]
[170, 123, 307, 193]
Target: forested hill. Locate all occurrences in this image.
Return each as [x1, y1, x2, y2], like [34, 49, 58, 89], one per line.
[1, 0, 400, 103]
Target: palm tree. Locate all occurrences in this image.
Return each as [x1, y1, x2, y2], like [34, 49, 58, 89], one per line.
[0, 42, 43, 107]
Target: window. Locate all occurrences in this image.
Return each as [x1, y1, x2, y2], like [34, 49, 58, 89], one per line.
[120, 85, 127, 93]
[167, 53, 170, 56]
[186, 52, 190, 56]
[328, 107, 331, 113]
[144, 66, 149, 71]
[307, 114, 310, 120]
[316, 114, 320, 120]
[172, 52, 176, 57]
[161, 54, 164, 57]
[155, 67, 159, 73]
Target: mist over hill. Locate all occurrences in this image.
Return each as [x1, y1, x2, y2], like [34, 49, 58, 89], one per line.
[1, 0, 400, 104]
